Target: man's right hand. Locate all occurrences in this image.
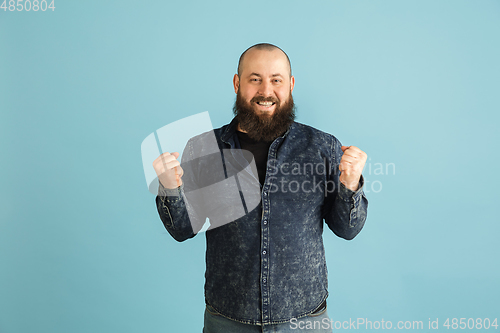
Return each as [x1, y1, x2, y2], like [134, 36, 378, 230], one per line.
[152, 152, 183, 189]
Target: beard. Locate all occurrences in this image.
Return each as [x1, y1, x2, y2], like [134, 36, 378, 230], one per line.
[233, 91, 296, 142]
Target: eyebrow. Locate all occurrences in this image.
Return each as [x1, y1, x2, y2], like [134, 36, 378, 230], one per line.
[249, 73, 284, 78]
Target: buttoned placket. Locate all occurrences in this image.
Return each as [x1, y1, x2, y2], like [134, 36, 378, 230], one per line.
[220, 123, 274, 324]
[259, 136, 283, 324]
[349, 188, 363, 226]
[350, 195, 358, 225]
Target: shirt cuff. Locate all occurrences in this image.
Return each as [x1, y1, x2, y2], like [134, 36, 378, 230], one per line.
[338, 175, 365, 202]
[158, 181, 183, 198]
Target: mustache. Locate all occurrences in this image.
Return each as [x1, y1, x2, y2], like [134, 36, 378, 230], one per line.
[250, 96, 279, 104]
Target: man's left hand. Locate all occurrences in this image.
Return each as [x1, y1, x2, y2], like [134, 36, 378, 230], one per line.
[339, 145, 367, 192]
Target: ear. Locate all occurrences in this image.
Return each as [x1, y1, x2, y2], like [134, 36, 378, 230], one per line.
[290, 75, 295, 93]
[233, 74, 240, 94]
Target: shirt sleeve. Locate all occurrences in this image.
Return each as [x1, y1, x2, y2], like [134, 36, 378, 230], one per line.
[155, 139, 206, 242]
[323, 137, 368, 240]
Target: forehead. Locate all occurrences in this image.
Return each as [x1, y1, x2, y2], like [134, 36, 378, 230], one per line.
[240, 48, 290, 77]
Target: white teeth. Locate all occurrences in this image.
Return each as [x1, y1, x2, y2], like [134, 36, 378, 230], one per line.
[258, 102, 273, 106]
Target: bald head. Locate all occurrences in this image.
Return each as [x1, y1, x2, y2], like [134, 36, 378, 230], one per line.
[237, 43, 292, 78]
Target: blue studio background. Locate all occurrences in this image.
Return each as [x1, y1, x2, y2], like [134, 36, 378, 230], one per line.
[1, 1, 499, 332]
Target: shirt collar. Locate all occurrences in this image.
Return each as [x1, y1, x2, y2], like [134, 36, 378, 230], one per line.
[221, 117, 295, 146]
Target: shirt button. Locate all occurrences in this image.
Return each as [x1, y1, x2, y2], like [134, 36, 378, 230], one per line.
[262, 250, 266, 255]
[263, 278, 267, 283]
[263, 220, 267, 225]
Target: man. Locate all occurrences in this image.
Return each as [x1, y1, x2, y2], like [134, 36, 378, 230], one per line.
[153, 43, 368, 332]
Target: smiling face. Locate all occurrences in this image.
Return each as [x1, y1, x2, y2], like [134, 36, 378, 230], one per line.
[233, 48, 295, 118]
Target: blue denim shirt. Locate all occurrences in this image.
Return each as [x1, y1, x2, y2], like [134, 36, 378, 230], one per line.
[156, 119, 368, 325]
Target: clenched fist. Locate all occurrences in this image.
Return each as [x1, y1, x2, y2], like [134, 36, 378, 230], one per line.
[152, 152, 183, 189]
[339, 145, 367, 192]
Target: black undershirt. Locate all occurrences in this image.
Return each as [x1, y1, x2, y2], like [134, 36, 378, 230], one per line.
[236, 131, 272, 186]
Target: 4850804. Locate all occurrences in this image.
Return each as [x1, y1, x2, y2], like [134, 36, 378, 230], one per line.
[443, 318, 498, 330]
[1, 0, 55, 11]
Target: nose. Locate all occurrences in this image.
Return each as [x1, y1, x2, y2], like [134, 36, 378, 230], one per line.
[258, 80, 273, 97]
